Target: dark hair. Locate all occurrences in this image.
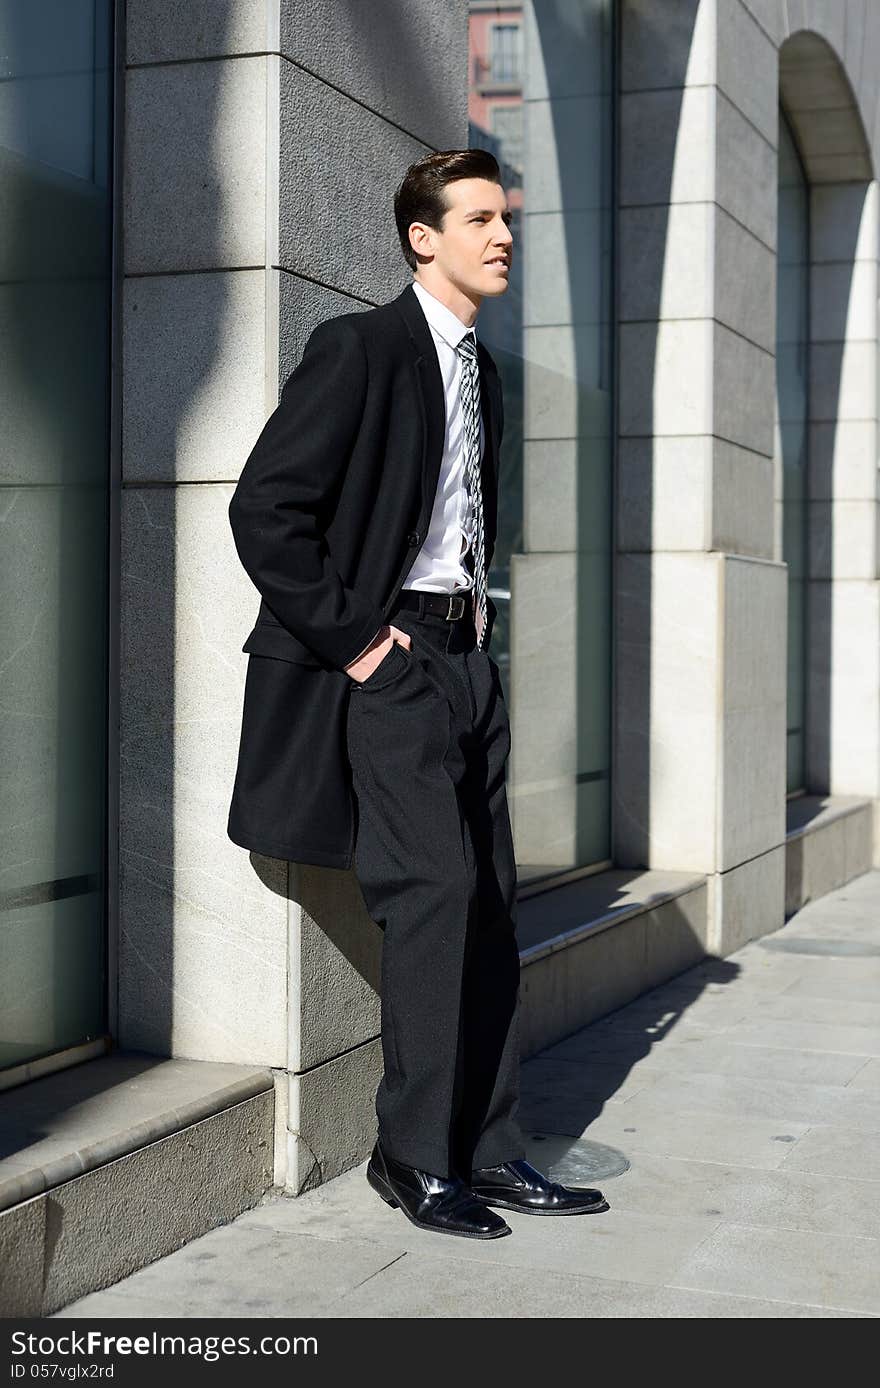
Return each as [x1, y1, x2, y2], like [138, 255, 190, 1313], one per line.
[393, 149, 502, 272]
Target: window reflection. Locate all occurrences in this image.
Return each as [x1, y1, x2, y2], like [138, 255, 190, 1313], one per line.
[468, 0, 615, 883]
[777, 107, 809, 796]
[0, 0, 114, 1070]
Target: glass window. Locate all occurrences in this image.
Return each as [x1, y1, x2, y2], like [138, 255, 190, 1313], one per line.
[469, 0, 616, 883]
[777, 105, 809, 796]
[490, 23, 522, 81]
[0, 0, 115, 1071]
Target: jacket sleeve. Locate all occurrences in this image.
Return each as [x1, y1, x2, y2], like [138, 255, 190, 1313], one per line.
[228, 315, 387, 671]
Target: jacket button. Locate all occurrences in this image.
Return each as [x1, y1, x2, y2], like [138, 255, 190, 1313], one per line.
[406, 530, 421, 547]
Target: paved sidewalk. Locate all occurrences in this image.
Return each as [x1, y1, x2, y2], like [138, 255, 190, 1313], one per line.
[56, 871, 880, 1318]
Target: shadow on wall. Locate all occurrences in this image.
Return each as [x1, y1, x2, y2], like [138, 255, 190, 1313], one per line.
[779, 32, 875, 808]
[611, 1, 694, 868]
[517, 954, 742, 1141]
[117, 0, 453, 1066]
[117, 3, 233, 1062]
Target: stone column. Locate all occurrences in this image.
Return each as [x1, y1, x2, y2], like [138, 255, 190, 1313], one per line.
[614, 0, 788, 953]
[806, 178, 880, 854]
[119, 0, 469, 1191]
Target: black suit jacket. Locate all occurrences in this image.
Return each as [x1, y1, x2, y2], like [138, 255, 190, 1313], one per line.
[227, 281, 504, 868]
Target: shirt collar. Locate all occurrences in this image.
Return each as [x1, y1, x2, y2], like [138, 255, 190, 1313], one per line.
[411, 279, 477, 351]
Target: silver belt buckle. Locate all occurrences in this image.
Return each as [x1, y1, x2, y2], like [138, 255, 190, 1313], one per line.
[446, 593, 466, 621]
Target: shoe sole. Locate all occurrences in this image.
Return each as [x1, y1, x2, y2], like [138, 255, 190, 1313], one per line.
[473, 1193, 611, 1216]
[366, 1163, 512, 1239]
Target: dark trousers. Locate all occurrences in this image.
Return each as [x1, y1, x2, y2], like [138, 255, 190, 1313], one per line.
[344, 595, 525, 1179]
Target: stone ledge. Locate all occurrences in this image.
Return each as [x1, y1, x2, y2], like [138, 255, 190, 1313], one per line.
[785, 794, 876, 916]
[517, 868, 709, 1056]
[786, 792, 873, 838]
[0, 1090, 275, 1318]
[517, 866, 707, 964]
[0, 1051, 274, 1214]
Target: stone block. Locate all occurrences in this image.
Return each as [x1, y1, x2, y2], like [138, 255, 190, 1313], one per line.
[126, 0, 271, 63]
[524, 209, 602, 327]
[737, 0, 785, 47]
[524, 439, 580, 553]
[720, 556, 788, 866]
[618, 320, 713, 438]
[43, 1092, 274, 1316]
[277, 273, 373, 383]
[522, 321, 607, 441]
[825, 582, 880, 795]
[809, 340, 877, 423]
[810, 260, 878, 344]
[808, 420, 878, 501]
[287, 1040, 383, 1194]
[707, 845, 786, 955]
[808, 499, 879, 580]
[810, 181, 877, 264]
[280, 0, 468, 150]
[712, 439, 776, 557]
[714, 321, 776, 457]
[278, 63, 425, 304]
[617, 436, 710, 553]
[844, 802, 875, 881]
[619, 203, 712, 324]
[641, 884, 710, 990]
[715, 206, 776, 353]
[0, 1196, 45, 1317]
[716, 88, 777, 250]
[119, 485, 289, 1062]
[123, 270, 269, 483]
[291, 866, 382, 1072]
[620, 0, 712, 91]
[614, 553, 720, 871]
[716, 0, 779, 145]
[620, 86, 715, 211]
[124, 59, 267, 274]
[525, 95, 607, 214]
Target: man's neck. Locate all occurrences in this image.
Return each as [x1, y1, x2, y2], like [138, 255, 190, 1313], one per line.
[412, 273, 480, 329]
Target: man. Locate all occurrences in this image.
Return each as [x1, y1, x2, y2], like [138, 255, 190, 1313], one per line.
[227, 149, 609, 1239]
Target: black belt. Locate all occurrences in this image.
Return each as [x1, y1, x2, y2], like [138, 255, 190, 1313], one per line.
[393, 588, 473, 621]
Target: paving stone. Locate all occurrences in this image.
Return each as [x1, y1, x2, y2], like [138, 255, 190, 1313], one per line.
[595, 1151, 880, 1240]
[577, 1104, 812, 1169]
[545, 1031, 866, 1087]
[48, 868, 880, 1319]
[781, 972, 880, 1004]
[518, 1056, 662, 1132]
[237, 1165, 721, 1288]
[747, 993, 880, 1029]
[319, 1251, 868, 1318]
[725, 1018, 880, 1056]
[780, 1125, 880, 1182]
[848, 1059, 880, 1089]
[637, 1070, 880, 1130]
[676, 1222, 880, 1315]
[55, 1223, 404, 1319]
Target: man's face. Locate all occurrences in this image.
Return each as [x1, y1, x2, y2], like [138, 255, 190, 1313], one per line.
[412, 177, 513, 299]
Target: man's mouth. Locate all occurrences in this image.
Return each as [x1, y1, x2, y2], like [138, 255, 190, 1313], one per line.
[485, 257, 510, 268]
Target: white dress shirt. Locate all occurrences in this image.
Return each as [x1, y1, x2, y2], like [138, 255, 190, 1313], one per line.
[405, 279, 485, 594]
[346, 278, 486, 665]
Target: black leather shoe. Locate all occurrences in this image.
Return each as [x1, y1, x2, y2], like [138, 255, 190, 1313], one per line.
[366, 1142, 511, 1239]
[469, 1157, 610, 1215]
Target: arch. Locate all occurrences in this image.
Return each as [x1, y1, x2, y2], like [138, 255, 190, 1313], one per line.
[779, 30, 874, 183]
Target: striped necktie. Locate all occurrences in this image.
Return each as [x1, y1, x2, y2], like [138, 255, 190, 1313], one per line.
[456, 330, 488, 649]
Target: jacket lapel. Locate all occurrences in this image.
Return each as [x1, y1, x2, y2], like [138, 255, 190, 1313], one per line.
[392, 282, 500, 516]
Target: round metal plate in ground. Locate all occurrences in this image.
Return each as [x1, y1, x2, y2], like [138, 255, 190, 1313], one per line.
[524, 1131, 630, 1182]
[759, 936, 880, 957]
